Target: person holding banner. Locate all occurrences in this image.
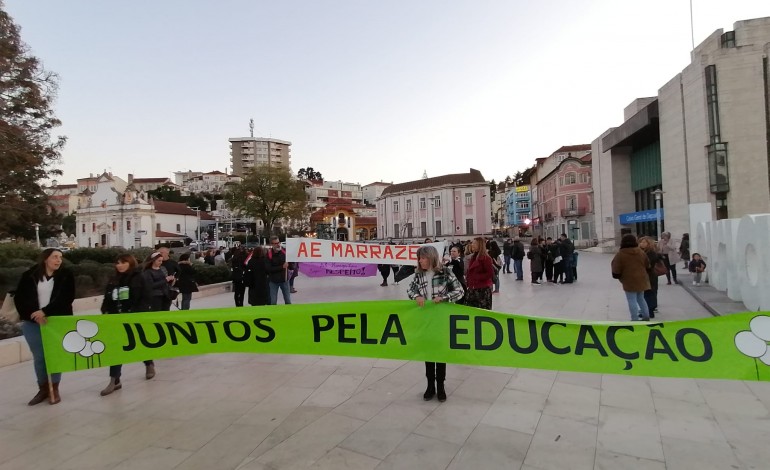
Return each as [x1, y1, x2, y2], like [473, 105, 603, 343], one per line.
[99, 254, 151, 396]
[266, 236, 291, 305]
[407, 245, 465, 402]
[611, 234, 651, 321]
[14, 248, 75, 405]
[465, 237, 495, 309]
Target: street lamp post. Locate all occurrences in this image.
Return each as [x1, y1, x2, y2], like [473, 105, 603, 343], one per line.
[652, 189, 665, 240]
[32, 223, 41, 248]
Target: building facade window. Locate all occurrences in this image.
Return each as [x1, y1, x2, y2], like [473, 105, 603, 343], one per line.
[126, 220, 131, 231]
[419, 198, 426, 209]
[565, 173, 576, 185]
[92, 223, 96, 232]
[112, 221, 116, 232]
[420, 221, 427, 237]
[393, 200, 399, 212]
[465, 218, 474, 235]
[435, 220, 442, 237]
[405, 199, 412, 211]
[82, 223, 85, 233]
[566, 195, 577, 210]
[176, 224, 181, 232]
[156, 223, 161, 231]
[464, 193, 472, 205]
[406, 223, 413, 238]
[394, 223, 400, 237]
[433, 195, 441, 208]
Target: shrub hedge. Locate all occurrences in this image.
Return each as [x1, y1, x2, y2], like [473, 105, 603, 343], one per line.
[0, 245, 232, 300]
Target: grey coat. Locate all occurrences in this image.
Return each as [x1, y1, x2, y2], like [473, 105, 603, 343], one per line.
[528, 246, 544, 272]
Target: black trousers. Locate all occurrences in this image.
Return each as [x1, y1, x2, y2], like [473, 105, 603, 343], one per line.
[544, 260, 554, 281]
[425, 362, 446, 382]
[233, 280, 246, 307]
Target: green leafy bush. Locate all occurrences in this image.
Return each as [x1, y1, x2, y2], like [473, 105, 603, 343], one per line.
[0, 266, 30, 297]
[74, 274, 98, 298]
[0, 246, 227, 301]
[192, 263, 231, 285]
[0, 244, 41, 264]
[64, 247, 127, 265]
[4, 258, 35, 268]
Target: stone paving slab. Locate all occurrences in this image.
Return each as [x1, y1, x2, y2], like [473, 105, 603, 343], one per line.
[2, 252, 770, 469]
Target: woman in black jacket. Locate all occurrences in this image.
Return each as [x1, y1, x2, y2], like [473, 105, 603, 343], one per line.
[99, 254, 149, 396]
[245, 247, 270, 306]
[230, 247, 248, 307]
[175, 253, 198, 310]
[136, 251, 169, 381]
[14, 248, 75, 405]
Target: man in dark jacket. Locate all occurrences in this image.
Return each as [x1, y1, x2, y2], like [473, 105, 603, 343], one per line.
[502, 239, 513, 274]
[512, 237, 525, 280]
[559, 234, 575, 283]
[266, 236, 291, 304]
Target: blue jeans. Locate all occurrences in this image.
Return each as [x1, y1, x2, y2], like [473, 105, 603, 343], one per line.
[625, 291, 649, 321]
[503, 255, 511, 273]
[269, 281, 292, 305]
[513, 259, 523, 279]
[181, 292, 192, 310]
[22, 321, 61, 385]
[563, 258, 574, 282]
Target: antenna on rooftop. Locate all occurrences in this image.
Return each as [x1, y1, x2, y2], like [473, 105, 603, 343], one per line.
[689, 0, 695, 50]
[422, 170, 428, 179]
[249, 118, 254, 138]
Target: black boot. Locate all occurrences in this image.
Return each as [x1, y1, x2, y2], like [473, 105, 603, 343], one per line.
[423, 378, 436, 400]
[436, 362, 447, 402]
[437, 381, 446, 402]
[424, 362, 436, 400]
[28, 383, 49, 406]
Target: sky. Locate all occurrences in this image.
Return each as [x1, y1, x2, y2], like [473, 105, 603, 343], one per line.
[5, 0, 769, 187]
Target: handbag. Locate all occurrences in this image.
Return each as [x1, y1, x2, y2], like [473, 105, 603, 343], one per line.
[0, 292, 21, 324]
[167, 286, 180, 301]
[654, 260, 668, 276]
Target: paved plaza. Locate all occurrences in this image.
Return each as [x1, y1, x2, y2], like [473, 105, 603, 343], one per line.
[2, 251, 770, 469]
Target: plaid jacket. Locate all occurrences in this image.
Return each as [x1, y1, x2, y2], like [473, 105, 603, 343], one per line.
[407, 267, 465, 303]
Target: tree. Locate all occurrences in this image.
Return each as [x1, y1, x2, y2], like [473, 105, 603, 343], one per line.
[147, 185, 186, 203]
[226, 166, 308, 235]
[0, 3, 66, 239]
[297, 167, 323, 181]
[513, 171, 525, 187]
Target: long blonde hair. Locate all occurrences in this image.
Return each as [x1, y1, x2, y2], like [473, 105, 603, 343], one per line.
[638, 236, 657, 252]
[472, 237, 490, 259]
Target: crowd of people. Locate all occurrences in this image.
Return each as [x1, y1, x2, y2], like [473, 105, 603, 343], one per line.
[12, 231, 699, 406]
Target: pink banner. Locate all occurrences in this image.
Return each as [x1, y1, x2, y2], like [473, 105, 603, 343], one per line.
[298, 262, 378, 278]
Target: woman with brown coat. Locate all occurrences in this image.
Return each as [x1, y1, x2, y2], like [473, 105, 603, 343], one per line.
[611, 234, 651, 321]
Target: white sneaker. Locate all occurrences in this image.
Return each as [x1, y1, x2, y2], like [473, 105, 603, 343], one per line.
[695, 282, 701, 286]
[692, 281, 697, 286]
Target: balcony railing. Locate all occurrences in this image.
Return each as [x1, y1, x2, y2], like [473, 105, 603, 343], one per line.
[561, 207, 587, 217]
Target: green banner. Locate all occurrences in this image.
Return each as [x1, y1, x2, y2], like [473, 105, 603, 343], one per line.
[40, 301, 770, 381]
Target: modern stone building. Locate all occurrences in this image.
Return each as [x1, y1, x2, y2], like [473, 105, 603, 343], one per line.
[229, 137, 291, 176]
[594, 17, 770, 247]
[377, 169, 491, 241]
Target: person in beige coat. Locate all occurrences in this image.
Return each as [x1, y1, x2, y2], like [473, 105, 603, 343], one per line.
[658, 231, 679, 284]
[611, 234, 652, 321]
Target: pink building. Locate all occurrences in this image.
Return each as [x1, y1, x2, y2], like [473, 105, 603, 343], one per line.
[533, 146, 595, 245]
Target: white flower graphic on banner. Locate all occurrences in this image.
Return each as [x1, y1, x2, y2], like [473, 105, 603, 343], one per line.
[734, 316, 770, 365]
[61, 319, 105, 369]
